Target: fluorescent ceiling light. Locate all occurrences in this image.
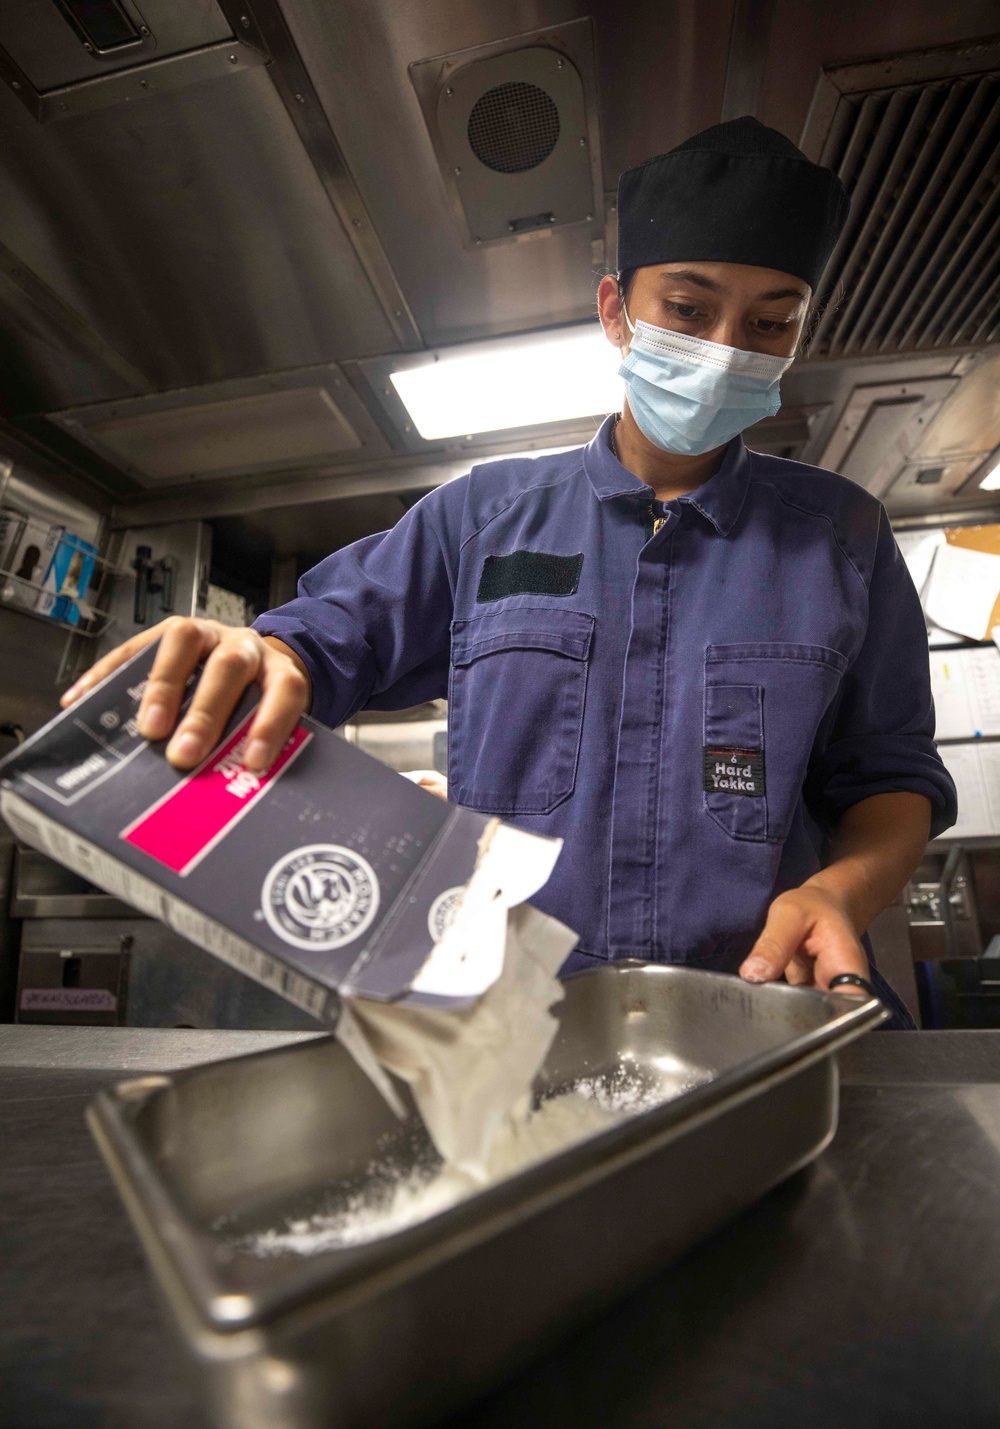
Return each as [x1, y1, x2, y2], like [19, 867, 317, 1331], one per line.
[979, 459, 1000, 491]
[389, 325, 622, 440]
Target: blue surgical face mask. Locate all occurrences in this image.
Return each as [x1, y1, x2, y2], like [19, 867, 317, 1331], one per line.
[618, 306, 794, 457]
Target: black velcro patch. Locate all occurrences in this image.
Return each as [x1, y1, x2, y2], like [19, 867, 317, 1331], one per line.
[703, 748, 766, 797]
[477, 551, 584, 602]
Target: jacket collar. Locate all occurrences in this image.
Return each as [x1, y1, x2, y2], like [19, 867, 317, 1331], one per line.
[583, 413, 751, 537]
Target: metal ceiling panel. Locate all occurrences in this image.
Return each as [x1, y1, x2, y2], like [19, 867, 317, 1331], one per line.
[0, 260, 140, 419]
[77, 389, 361, 482]
[0, 0, 229, 93]
[818, 377, 959, 498]
[212, 493, 411, 566]
[886, 455, 985, 515]
[743, 404, 830, 460]
[275, 0, 732, 347]
[0, 64, 399, 413]
[47, 364, 390, 486]
[914, 349, 1000, 458]
[754, 0, 999, 148]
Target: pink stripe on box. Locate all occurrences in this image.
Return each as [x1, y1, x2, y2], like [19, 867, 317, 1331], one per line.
[121, 717, 311, 876]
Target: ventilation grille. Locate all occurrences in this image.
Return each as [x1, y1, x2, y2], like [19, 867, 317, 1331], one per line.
[412, 29, 598, 245]
[809, 72, 1000, 358]
[467, 81, 561, 174]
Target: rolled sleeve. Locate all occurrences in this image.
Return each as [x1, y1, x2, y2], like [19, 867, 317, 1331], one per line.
[253, 481, 464, 729]
[809, 512, 958, 838]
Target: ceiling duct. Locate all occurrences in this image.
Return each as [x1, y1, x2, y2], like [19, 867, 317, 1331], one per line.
[409, 20, 603, 247]
[801, 41, 1000, 360]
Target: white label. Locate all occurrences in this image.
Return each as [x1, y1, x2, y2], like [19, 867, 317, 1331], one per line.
[20, 988, 117, 1012]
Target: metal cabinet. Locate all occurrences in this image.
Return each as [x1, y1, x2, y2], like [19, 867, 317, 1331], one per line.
[10, 848, 317, 1031]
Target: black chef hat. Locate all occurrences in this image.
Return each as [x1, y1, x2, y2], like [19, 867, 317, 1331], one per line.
[616, 116, 849, 291]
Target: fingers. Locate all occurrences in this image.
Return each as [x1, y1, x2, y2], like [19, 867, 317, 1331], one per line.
[58, 617, 308, 775]
[739, 891, 870, 993]
[164, 629, 263, 769]
[60, 622, 168, 709]
[783, 949, 814, 987]
[811, 931, 869, 993]
[740, 898, 810, 985]
[241, 643, 311, 772]
[403, 770, 449, 801]
[138, 617, 222, 745]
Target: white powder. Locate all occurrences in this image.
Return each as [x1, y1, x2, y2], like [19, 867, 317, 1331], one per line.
[572, 1065, 707, 1116]
[248, 1169, 464, 1256]
[238, 1071, 676, 1258]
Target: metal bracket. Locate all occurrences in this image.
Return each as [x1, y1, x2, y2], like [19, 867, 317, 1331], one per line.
[906, 845, 975, 959]
[0, 36, 269, 124]
[219, 0, 422, 352]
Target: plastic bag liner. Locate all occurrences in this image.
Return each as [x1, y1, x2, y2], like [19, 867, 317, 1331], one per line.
[335, 902, 577, 1180]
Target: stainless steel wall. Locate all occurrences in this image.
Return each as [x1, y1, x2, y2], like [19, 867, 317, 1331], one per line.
[0, 607, 70, 738]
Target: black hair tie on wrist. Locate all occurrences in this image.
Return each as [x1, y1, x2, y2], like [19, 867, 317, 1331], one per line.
[827, 973, 878, 999]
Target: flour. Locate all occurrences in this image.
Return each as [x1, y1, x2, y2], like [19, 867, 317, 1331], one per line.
[238, 1073, 666, 1258]
[573, 1065, 707, 1115]
[247, 1169, 464, 1256]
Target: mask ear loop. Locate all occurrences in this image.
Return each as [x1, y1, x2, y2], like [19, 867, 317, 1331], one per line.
[616, 300, 635, 434]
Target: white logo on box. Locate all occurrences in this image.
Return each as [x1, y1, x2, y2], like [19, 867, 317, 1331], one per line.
[261, 845, 379, 951]
[427, 886, 463, 943]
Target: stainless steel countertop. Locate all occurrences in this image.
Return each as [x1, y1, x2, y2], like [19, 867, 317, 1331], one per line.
[2, 1026, 1000, 1429]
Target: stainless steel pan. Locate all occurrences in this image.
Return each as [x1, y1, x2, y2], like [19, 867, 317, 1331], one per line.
[87, 964, 885, 1429]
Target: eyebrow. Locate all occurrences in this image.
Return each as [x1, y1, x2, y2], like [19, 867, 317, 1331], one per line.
[658, 270, 808, 304]
[758, 286, 808, 303]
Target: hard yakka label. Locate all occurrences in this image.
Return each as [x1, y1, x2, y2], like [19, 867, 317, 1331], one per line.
[703, 747, 766, 797]
[120, 714, 312, 876]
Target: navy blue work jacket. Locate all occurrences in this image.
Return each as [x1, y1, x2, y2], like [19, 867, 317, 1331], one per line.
[255, 416, 956, 978]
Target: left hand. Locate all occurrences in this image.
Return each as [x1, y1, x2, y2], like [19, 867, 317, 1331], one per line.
[738, 884, 870, 994]
[401, 769, 448, 801]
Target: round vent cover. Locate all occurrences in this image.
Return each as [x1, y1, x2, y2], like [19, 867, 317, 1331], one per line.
[467, 81, 560, 174]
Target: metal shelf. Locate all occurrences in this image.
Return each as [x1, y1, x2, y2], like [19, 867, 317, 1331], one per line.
[0, 513, 124, 642]
[0, 577, 115, 640]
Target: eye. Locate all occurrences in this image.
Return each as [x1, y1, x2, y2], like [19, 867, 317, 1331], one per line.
[666, 301, 706, 321]
[753, 318, 792, 334]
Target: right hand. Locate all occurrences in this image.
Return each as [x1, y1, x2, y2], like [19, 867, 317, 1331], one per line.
[59, 617, 311, 773]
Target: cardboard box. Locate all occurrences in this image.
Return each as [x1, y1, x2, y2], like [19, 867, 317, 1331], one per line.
[0, 644, 563, 1021]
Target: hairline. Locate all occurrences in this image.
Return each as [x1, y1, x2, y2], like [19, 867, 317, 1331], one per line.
[617, 264, 809, 306]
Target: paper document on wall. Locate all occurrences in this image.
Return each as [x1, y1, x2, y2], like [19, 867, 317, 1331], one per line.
[896, 529, 945, 597]
[924, 543, 1000, 642]
[930, 648, 1000, 739]
[938, 743, 1000, 838]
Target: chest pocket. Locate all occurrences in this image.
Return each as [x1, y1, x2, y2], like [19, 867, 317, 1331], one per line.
[704, 642, 848, 843]
[448, 607, 594, 815]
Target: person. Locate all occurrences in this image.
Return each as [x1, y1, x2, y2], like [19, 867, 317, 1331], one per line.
[63, 118, 956, 1027]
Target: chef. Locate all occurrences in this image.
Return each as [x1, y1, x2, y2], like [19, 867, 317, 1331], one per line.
[65, 117, 956, 1027]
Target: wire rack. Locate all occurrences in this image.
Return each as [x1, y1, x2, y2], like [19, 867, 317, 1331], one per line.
[0, 509, 124, 641]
